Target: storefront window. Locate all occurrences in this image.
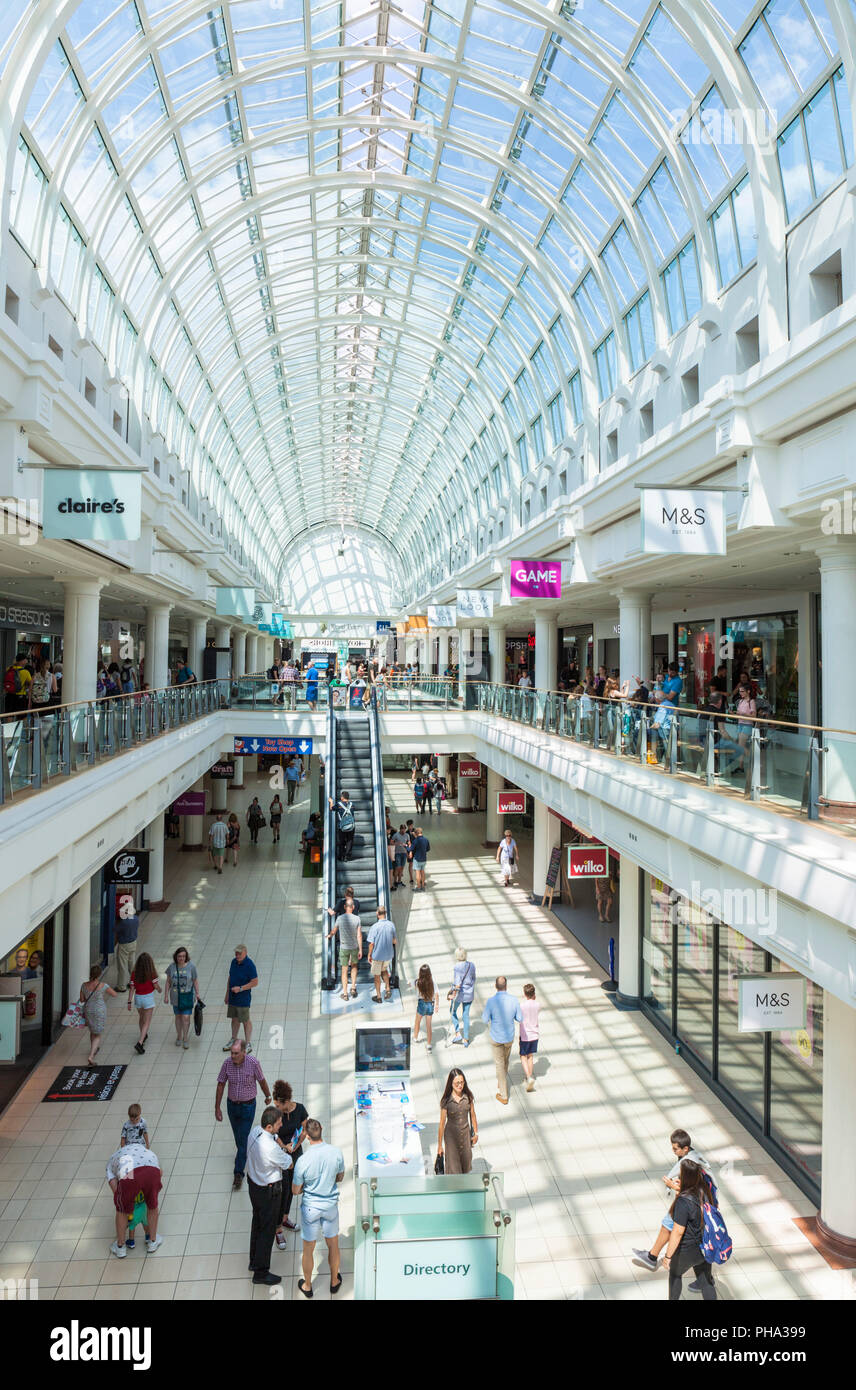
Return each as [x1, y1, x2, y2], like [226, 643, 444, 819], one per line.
[559, 626, 593, 688]
[724, 611, 799, 723]
[675, 620, 715, 707]
[2, 926, 45, 1034]
[675, 898, 715, 1070]
[642, 878, 673, 1029]
[717, 925, 766, 1125]
[769, 960, 822, 1183]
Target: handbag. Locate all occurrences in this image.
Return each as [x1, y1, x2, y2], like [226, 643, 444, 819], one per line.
[434, 1153, 444, 1175]
[62, 1001, 86, 1028]
[259, 815, 267, 827]
[193, 999, 205, 1036]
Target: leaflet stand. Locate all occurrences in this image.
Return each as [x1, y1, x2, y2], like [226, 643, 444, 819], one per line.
[354, 1025, 425, 1180]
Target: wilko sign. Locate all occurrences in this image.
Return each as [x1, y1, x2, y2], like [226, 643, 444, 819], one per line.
[510, 559, 562, 599]
[458, 759, 480, 779]
[567, 844, 609, 878]
[497, 790, 526, 814]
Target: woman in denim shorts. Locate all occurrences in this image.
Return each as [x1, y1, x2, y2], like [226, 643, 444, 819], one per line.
[413, 964, 439, 1052]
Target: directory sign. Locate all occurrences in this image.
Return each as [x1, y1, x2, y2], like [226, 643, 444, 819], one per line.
[234, 736, 313, 755]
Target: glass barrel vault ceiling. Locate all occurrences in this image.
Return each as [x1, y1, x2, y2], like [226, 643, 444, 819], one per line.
[1, 0, 853, 580]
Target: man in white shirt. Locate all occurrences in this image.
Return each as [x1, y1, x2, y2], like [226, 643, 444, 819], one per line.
[209, 812, 228, 874]
[245, 1106, 293, 1285]
[105, 1143, 163, 1258]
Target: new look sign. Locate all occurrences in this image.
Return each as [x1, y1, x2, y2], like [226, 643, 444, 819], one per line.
[641, 489, 726, 555]
[42, 469, 141, 541]
[509, 559, 562, 599]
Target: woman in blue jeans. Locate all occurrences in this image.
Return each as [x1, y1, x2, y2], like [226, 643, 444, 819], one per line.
[448, 947, 476, 1047]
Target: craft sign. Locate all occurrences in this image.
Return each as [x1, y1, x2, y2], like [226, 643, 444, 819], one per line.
[210, 760, 235, 779]
[567, 844, 609, 878]
[234, 736, 313, 755]
[497, 790, 526, 814]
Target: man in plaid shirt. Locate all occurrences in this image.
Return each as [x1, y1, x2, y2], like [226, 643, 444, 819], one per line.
[215, 1041, 272, 1190]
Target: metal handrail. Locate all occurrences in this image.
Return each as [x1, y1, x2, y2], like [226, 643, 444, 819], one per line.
[322, 695, 338, 990]
[369, 689, 396, 987]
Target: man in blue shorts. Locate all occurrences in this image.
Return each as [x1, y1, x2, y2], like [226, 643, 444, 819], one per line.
[293, 1119, 345, 1297]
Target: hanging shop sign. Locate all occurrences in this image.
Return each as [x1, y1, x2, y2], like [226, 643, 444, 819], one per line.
[302, 638, 338, 652]
[42, 469, 142, 541]
[173, 792, 205, 816]
[104, 849, 150, 885]
[210, 760, 235, 779]
[567, 844, 609, 879]
[509, 559, 562, 599]
[43, 1064, 127, 1103]
[497, 790, 526, 814]
[254, 602, 274, 632]
[234, 736, 313, 756]
[737, 974, 807, 1033]
[216, 587, 256, 619]
[428, 605, 456, 627]
[640, 489, 727, 555]
[457, 590, 495, 619]
[376, 620, 391, 634]
[458, 759, 481, 779]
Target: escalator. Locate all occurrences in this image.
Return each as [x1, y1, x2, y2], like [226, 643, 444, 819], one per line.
[322, 691, 397, 1003]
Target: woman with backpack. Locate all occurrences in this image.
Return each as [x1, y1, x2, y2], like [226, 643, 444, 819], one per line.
[413, 775, 426, 815]
[662, 1159, 718, 1300]
[29, 657, 56, 712]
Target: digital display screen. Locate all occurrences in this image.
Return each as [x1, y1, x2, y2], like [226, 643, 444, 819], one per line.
[355, 1027, 411, 1073]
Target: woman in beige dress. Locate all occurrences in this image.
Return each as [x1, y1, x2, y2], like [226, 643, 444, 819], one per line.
[437, 1069, 479, 1175]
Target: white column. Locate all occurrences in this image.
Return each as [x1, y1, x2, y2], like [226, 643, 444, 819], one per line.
[437, 755, 450, 778]
[181, 778, 206, 850]
[486, 766, 503, 842]
[233, 630, 247, 678]
[534, 613, 558, 692]
[617, 856, 640, 1000]
[214, 623, 232, 675]
[245, 633, 258, 674]
[211, 773, 228, 811]
[817, 541, 856, 803]
[458, 628, 471, 699]
[819, 991, 856, 1250]
[68, 882, 93, 995]
[532, 797, 558, 899]
[488, 622, 505, 686]
[616, 590, 652, 689]
[437, 630, 450, 675]
[146, 815, 166, 908]
[62, 579, 104, 706]
[189, 617, 208, 683]
[146, 601, 173, 691]
[232, 755, 245, 790]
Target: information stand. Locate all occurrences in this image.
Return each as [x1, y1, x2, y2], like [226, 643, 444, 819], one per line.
[354, 1025, 425, 1179]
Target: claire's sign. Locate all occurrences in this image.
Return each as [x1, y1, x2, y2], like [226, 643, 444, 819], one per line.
[42, 469, 142, 541]
[497, 790, 525, 814]
[510, 559, 562, 599]
[567, 845, 609, 878]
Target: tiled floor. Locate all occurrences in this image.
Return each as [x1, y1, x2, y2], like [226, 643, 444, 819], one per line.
[0, 772, 848, 1302]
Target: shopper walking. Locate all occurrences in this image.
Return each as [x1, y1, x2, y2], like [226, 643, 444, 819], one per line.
[214, 1040, 273, 1191]
[595, 871, 614, 924]
[128, 952, 161, 1054]
[304, 662, 319, 710]
[413, 774, 426, 815]
[272, 1080, 308, 1245]
[293, 1119, 345, 1297]
[410, 826, 430, 891]
[519, 983, 541, 1092]
[448, 947, 476, 1048]
[245, 1106, 292, 1285]
[223, 943, 259, 1051]
[412, 964, 439, 1051]
[269, 794, 283, 842]
[113, 896, 140, 992]
[209, 811, 228, 873]
[437, 1069, 478, 1174]
[367, 907, 397, 1002]
[80, 963, 118, 1066]
[390, 823, 410, 891]
[246, 797, 264, 846]
[662, 1161, 718, 1301]
[226, 812, 240, 866]
[423, 776, 435, 816]
[632, 1128, 710, 1272]
[496, 828, 518, 887]
[164, 946, 199, 1049]
[326, 898, 362, 1000]
[285, 757, 301, 806]
[481, 976, 522, 1105]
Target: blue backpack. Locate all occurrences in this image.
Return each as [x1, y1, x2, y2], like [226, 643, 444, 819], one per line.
[700, 1193, 732, 1265]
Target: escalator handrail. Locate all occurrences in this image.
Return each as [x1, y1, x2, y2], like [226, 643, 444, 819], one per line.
[322, 695, 338, 988]
[368, 689, 396, 984]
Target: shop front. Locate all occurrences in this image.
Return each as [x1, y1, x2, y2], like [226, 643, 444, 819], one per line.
[640, 876, 822, 1199]
[675, 619, 715, 708]
[549, 813, 620, 974]
[558, 625, 593, 688]
[0, 905, 70, 1107]
[0, 597, 64, 711]
[505, 635, 533, 685]
[724, 610, 799, 722]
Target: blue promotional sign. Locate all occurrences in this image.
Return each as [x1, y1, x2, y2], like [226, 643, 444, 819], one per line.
[234, 736, 313, 756]
[376, 620, 391, 634]
[349, 686, 365, 708]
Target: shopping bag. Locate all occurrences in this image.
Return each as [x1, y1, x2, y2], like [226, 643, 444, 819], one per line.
[62, 1001, 86, 1028]
[193, 999, 206, 1037]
